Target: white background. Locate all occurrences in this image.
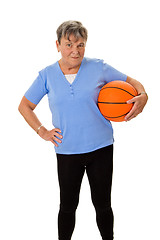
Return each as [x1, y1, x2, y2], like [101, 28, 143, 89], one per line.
[0, 0, 160, 239]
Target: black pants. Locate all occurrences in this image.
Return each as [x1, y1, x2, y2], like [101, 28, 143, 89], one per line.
[56, 144, 114, 240]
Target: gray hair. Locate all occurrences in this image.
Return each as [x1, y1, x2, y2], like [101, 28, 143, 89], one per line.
[56, 20, 88, 44]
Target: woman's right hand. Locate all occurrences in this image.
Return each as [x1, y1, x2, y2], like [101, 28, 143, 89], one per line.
[38, 127, 63, 147]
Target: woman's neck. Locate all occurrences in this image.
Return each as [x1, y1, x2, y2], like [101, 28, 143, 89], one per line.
[58, 59, 81, 75]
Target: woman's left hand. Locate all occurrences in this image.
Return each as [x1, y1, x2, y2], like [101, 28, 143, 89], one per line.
[125, 93, 148, 121]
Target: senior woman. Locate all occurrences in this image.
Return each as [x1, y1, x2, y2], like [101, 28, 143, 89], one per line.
[18, 20, 148, 240]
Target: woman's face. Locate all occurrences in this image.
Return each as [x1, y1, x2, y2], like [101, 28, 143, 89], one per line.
[56, 34, 86, 70]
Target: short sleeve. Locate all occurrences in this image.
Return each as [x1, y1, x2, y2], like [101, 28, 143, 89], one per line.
[24, 71, 48, 105]
[102, 61, 127, 83]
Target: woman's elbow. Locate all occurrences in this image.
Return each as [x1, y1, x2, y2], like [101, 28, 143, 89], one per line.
[18, 96, 28, 114]
[18, 96, 37, 114]
[18, 101, 25, 115]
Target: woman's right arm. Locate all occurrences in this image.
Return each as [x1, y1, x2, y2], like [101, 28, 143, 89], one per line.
[18, 96, 63, 147]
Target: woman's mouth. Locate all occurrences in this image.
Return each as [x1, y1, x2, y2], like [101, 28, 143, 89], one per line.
[71, 56, 79, 59]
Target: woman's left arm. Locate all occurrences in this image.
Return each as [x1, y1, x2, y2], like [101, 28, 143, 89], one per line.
[125, 76, 148, 121]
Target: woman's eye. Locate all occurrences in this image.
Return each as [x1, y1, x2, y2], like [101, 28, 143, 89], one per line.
[67, 44, 72, 47]
[78, 44, 84, 48]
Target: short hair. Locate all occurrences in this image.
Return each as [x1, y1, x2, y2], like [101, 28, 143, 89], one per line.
[56, 20, 88, 44]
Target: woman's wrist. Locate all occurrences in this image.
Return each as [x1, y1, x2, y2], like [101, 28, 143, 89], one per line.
[37, 125, 47, 138]
[138, 92, 148, 96]
[138, 92, 148, 101]
[36, 124, 43, 134]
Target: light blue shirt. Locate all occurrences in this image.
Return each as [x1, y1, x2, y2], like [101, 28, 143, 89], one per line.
[25, 57, 127, 154]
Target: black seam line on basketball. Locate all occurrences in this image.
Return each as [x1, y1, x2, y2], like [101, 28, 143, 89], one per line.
[100, 87, 135, 97]
[98, 101, 127, 104]
[102, 111, 130, 118]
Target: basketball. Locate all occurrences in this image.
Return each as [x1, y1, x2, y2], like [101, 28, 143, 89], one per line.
[98, 80, 138, 122]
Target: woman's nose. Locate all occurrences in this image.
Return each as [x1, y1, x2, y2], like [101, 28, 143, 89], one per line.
[71, 50, 79, 56]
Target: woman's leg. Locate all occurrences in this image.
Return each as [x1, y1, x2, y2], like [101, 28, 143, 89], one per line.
[56, 153, 85, 240]
[85, 145, 114, 240]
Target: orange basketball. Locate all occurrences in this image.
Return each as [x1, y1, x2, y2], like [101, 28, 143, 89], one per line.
[98, 80, 138, 122]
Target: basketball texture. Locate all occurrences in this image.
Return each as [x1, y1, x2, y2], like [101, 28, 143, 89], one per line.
[98, 80, 138, 122]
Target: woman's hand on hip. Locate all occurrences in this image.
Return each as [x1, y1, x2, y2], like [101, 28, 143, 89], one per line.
[38, 127, 63, 147]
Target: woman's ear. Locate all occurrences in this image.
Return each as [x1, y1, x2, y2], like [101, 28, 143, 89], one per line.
[56, 40, 60, 52]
